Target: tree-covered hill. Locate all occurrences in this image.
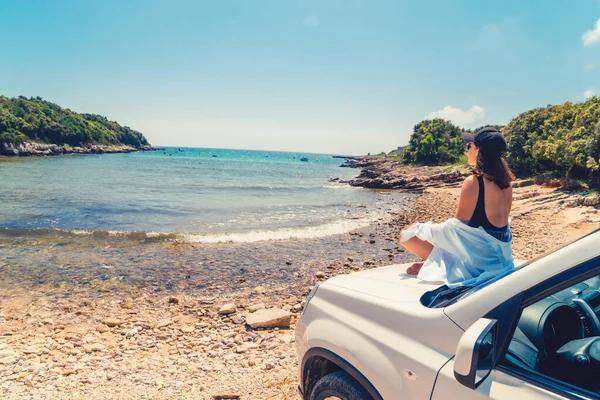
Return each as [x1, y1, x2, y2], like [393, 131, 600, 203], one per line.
[402, 98, 600, 185]
[0, 96, 150, 148]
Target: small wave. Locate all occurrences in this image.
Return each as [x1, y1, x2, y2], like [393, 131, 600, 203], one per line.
[0, 227, 179, 242]
[180, 217, 380, 244]
[322, 182, 359, 190]
[56, 228, 179, 241]
[0, 211, 387, 244]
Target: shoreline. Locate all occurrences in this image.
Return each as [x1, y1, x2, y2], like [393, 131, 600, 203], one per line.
[2, 158, 600, 399]
[0, 141, 162, 157]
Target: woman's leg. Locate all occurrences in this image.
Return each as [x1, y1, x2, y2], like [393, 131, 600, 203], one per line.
[400, 223, 434, 275]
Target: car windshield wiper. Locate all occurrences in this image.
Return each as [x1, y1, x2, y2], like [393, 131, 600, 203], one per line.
[426, 285, 475, 308]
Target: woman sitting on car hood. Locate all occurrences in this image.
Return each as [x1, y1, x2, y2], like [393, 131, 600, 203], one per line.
[400, 127, 515, 287]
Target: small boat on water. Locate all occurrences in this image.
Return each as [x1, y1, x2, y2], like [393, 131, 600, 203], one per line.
[300, 157, 309, 162]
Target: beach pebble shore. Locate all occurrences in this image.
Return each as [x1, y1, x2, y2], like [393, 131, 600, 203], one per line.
[1, 163, 599, 399]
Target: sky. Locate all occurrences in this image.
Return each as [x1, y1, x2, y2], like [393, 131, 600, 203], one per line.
[2, 0, 600, 155]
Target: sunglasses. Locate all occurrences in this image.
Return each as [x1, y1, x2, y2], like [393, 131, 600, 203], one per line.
[465, 142, 472, 151]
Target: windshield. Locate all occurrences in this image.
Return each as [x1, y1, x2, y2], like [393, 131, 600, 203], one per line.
[422, 228, 600, 308]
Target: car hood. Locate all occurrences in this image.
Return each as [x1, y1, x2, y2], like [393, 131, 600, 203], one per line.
[324, 263, 443, 303]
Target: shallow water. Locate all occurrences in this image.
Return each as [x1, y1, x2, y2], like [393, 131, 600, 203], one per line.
[0, 148, 387, 240]
[0, 149, 417, 296]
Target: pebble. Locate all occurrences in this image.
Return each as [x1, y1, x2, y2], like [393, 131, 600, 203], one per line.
[157, 319, 173, 328]
[213, 394, 241, 400]
[315, 271, 325, 279]
[247, 303, 265, 313]
[103, 318, 122, 327]
[83, 343, 104, 353]
[125, 327, 140, 339]
[218, 303, 237, 315]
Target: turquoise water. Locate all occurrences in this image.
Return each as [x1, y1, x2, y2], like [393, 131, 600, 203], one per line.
[0, 148, 388, 243]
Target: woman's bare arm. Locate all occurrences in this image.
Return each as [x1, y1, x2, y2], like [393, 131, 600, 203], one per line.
[454, 175, 478, 224]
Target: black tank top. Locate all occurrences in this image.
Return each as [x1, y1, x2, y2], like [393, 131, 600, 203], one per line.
[468, 175, 508, 232]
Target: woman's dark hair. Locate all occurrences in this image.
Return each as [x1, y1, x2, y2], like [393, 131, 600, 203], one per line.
[473, 147, 515, 189]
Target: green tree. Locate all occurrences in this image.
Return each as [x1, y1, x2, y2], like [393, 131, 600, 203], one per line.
[403, 118, 464, 165]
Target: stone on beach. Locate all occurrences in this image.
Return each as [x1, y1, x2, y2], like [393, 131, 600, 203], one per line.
[218, 303, 237, 315]
[245, 308, 292, 329]
[213, 394, 241, 400]
[102, 318, 122, 327]
[180, 325, 195, 333]
[247, 303, 265, 312]
[125, 327, 140, 338]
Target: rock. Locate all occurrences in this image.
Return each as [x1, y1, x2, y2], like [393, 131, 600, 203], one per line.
[0, 352, 19, 365]
[95, 324, 110, 333]
[22, 348, 42, 355]
[247, 303, 265, 313]
[83, 343, 104, 353]
[230, 315, 245, 325]
[157, 319, 173, 328]
[212, 394, 240, 400]
[245, 308, 292, 329]
[315, 271, 325, 279]
[180, 326, 195, 333]
[218, 303, 237, 315]
[235, 343, 259, 353]
[103, 318, 122, 327]
[62, 369, 76, 376]
[292, 303, 303, 312]
[125, 328, 140, 339]
[512, 179, 534, 188]
[253, 286, 265, 294]
[584, 195, 600, 207]
[168, 296, 180, 304]
[279, 334, 294, 345]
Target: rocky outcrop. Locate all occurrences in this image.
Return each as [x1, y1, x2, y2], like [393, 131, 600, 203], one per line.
[0, 141, 161, 156]
[337, 156, 470, 191]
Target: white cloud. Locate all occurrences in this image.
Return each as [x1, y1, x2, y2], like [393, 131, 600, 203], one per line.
[582, 19, 600, 46]
[303, 16, 319, 27]
[584, 89, 595, 99]
[425, 106, 485, 127]
[585, 63, 597, 70]
[470, 16, 519, 52]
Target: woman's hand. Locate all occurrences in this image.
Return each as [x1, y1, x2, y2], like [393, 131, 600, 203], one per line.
[406, 262, 423, 275]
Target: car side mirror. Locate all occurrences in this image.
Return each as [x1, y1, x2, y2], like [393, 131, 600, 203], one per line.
[454, 318, 498, 389]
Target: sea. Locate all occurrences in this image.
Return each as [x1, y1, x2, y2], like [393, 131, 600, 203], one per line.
[0, 148, 415, 296]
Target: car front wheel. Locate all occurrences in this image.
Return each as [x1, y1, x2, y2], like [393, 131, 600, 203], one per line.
[310, 371, 373, 400]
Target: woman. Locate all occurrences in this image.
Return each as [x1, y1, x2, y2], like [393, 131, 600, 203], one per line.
[400, 127, 515, 286]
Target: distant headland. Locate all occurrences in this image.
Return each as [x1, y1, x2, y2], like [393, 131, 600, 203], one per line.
[0, 95, 159, 156]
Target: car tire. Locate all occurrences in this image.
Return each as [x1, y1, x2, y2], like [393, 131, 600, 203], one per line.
[310, 371, 373, 400]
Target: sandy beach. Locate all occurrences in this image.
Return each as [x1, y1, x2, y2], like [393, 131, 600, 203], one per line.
[1, 160, 600, 400]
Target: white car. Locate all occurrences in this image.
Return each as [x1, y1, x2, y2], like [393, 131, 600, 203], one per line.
[295, 228, 600, 400]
